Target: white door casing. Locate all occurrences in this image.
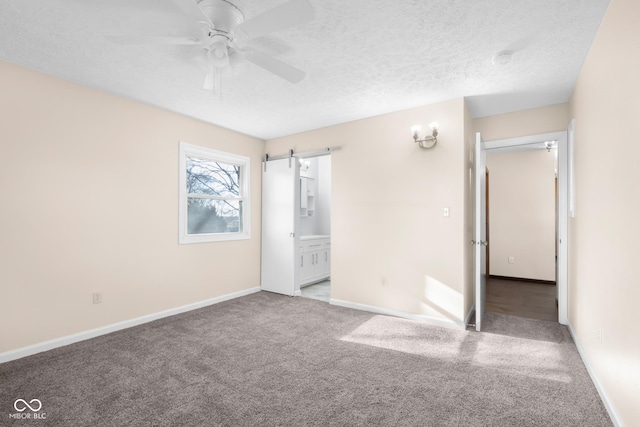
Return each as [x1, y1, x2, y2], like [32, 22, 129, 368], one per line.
[474, 132, 487, 331]
[476, 131, 569, 326]
[556, 132, 568, 325]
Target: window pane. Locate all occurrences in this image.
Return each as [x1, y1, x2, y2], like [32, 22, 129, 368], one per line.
[187, 198, 243, 234]
[186, 157, 240, 197]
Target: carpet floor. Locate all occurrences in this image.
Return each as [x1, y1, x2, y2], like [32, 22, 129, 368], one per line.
[0, 291, 611, 426]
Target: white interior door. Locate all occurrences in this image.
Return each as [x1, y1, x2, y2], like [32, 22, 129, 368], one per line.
[261, 157, 298, 296]
[475, 132, 487, 331]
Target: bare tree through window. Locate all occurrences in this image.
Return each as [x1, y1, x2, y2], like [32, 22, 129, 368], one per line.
[186, 157, 243, 234]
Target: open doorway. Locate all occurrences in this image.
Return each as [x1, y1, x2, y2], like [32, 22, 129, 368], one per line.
[484, 148, 558, 322]
[297, 154, 332, 303]
[474, 131, 568, 331]
[261, 148, 337, 298]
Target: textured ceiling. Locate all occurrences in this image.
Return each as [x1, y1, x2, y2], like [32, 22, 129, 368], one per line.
[0, 0, 609, 139]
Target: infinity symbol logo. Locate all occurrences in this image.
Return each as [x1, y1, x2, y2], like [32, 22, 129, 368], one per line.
[14, 399, 42, 412]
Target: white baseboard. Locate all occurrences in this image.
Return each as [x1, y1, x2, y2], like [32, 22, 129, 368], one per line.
[329, 299, 467, 331]
[0, 287, 261, 364]
[567, 322, 624, 427]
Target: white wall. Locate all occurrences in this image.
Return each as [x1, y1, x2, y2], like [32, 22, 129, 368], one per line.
[316, 156, 332, 236]
[267, 99, 469, 326]
[486, 150, 556, 281]
[569, 0, 640, 424]
[0, 61, 263, 354]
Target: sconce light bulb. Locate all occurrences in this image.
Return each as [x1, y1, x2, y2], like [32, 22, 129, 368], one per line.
[411, 125, 421, 139]
[428, 122, 439, 131]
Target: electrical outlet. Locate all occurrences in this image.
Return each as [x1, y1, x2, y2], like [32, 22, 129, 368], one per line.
[597, 326, 603, 344]
[508, 256, 515, 264]
[443, 207, 450, 217]
[92, 292, 103, 304]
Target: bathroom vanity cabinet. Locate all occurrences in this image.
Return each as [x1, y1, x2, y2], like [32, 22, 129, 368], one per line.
[299, 235, 330, 285]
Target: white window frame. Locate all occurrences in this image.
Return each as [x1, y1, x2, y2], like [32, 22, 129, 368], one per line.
[179, 142, 251, 244]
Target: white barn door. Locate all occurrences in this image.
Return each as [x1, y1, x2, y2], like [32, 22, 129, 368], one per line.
[261, 158, 299, 296]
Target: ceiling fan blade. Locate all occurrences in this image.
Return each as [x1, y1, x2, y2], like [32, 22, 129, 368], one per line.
[171, 0, 213, 26]
[235, 0, 314, 41]
[106, 35, 201, 45]
[240, 47, 305, 83]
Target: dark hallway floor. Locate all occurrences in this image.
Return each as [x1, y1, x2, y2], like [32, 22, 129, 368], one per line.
[486, 277, 557, 322]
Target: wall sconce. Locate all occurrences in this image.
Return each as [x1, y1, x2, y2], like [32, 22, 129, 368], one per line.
[412, 122, 439, 149]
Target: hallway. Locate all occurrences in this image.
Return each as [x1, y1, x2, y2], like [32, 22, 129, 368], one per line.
[486, 277, 557, 322]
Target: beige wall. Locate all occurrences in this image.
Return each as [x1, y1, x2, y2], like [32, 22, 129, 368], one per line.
[486, 150, 556, 281]
[569, 0, 640, 424]
[474, 103, 570, 141]
[0, 61, 263, 353]
[267, 99, 470, 325]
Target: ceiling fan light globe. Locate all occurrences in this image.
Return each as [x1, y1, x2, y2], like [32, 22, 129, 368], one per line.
[207, 47, 229, 68]
[213, 46, 226, 58]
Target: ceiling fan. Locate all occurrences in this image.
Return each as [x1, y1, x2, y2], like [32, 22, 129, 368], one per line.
[109, 0, 314, 92]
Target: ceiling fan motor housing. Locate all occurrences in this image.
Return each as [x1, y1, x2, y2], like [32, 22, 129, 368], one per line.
[197, 0, 244, 35]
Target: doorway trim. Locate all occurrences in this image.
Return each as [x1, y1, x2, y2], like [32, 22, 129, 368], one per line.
[479, 131, 568, 325]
